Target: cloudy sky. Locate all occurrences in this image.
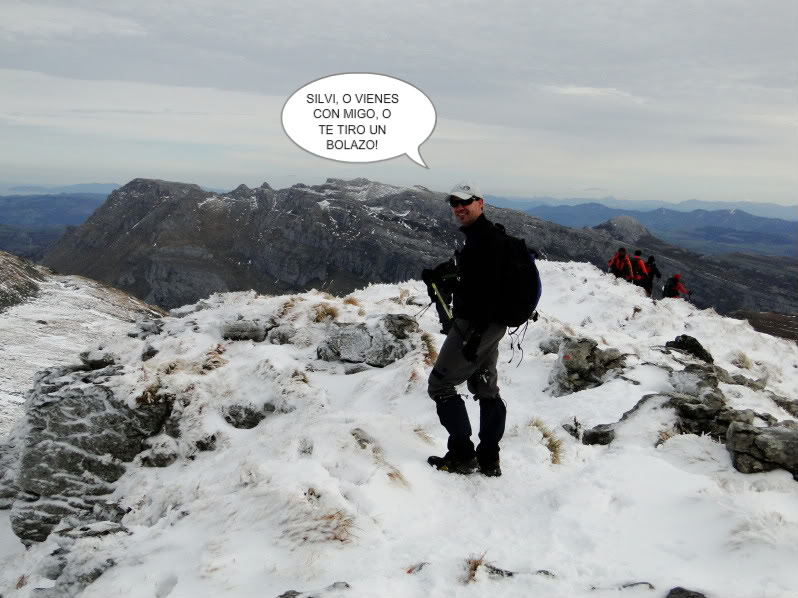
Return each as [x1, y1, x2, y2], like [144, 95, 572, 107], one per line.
[1, 0, 796, 203]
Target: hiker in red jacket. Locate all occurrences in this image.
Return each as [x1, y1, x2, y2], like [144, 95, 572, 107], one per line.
[608, 248, 633, 281]
[663, 274, 690, 299]
[630, 250, 649, 289]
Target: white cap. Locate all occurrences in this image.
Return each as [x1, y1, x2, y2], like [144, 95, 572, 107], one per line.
[448, 181, 483, 200]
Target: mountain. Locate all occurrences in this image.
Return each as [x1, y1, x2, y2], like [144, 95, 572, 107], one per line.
[41, 178, 797, 317]
[524, 203, 797, 257]
[1, 267, 797, 596]
[0, 251, 164, 436]
[0, 225, 63, 261]
[487, 195, 798, 221]
[0, 193, 109, 228]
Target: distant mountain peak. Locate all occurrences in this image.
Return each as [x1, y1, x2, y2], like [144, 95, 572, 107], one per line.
[593, 215, 651, 243]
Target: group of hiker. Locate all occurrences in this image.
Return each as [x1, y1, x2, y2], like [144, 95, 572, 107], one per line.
[607, 247, 690, 300]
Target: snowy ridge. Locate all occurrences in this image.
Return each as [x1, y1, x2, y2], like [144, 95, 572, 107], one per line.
[1, 261, 797, 597]
[0, 274, 163, 436]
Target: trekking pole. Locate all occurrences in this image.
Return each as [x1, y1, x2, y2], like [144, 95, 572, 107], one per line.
[431, 282, 467, 340]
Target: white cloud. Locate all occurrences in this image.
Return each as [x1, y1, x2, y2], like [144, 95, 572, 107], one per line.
[542, 85, 646, 105]
[0, 2, 145, 39]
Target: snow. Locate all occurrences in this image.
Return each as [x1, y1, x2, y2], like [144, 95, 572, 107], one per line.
[0, 274, 162, 436]
[1, 262, 797, 597]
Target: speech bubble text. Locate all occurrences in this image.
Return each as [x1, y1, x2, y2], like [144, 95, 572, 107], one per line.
[282, 73, 436, 167]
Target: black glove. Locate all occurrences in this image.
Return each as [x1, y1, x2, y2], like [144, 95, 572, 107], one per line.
[462, 330, 482, 362]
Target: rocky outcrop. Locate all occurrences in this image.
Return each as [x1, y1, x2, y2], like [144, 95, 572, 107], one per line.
[7, 363, 171, 545]
[726, 422, 798, 480]
[665, 335, 714, 364]
[222, 317, 277, 342]
[548, 337, 626, 396]
[317, 314, 419, 367]
[0, 250, 47, 311]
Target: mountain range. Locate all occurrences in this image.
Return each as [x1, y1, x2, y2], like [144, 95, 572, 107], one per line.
[522, 203, 797, 257]
[487, 195, 798, 221]
[39, 178, 797, 318]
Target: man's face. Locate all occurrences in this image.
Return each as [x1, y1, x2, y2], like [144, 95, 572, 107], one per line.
[450, 196, 483, 227]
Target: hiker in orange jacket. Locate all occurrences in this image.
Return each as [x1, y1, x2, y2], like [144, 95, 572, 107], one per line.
[630, 250, 649, 289]
[608, 248, 633, 281]
[663, 274, 690, 299]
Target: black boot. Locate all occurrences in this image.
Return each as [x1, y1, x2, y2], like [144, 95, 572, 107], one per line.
[476, 397, 506, 477]
[428, 394, 476, 474]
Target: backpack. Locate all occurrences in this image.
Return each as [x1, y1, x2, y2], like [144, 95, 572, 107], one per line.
[631, 257, 645, 279]
[663, 277, 678, 298]
[494, 224, 542, 328]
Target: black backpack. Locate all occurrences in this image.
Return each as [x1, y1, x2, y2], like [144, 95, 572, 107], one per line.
[495, 224, 542, 328]
[663, 277, 678, 298]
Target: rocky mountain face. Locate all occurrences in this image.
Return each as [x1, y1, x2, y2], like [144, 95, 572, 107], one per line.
[42, 178, 797, 316]
[0, 250, 47, 311]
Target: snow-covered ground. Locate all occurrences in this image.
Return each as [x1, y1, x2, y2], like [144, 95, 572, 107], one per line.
[1, 261, 797, 597]
[0, 274, 163, 436]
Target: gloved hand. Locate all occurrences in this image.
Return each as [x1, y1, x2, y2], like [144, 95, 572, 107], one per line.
[462, 330, 482, 362]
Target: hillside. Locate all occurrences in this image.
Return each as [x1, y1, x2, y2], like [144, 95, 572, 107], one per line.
[1, 262, 797, 597]
[0, 252, 164, 436]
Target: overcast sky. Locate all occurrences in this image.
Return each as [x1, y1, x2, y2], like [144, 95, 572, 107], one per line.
[1, 0, 796, 204]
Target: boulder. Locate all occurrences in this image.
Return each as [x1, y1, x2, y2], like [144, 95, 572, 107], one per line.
[549, 337, 626, 396]
[221, 318, 276, 342]
[8, 366, 171, 544]
[317, 314, 419, 368]
[726, 422, 798, 480]
[222, 403, 276, 429]
[665, 335, 713, 363]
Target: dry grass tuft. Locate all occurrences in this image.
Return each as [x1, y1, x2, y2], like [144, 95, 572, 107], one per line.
[317, 509, 356, 543]
[343, 296, 360, 306]
[529, 418, 563, 464]
[387, 468, 410, 488]
[413, 426, 435, 444]
[312, 303, 339, 322]
[291, 369, 309, 384]
[16, 575, 28, 589]
[276, 297, 304, 318]
[730, 350, 753, 370]
[201, 344, 228, 373]
[421, 332, 438, 366]
[463, 552, 488, 583]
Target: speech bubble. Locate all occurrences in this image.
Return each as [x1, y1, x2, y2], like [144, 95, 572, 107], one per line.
[281, 73, 436, 168]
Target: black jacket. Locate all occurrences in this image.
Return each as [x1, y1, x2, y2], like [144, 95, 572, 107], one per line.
[452, 214, 506, 325]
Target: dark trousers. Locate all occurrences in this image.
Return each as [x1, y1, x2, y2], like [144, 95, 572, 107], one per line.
[427, 319, 507, 463]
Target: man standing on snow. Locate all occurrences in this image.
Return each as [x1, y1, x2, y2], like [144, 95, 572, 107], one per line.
[630, 250, 649, 290]
[608, 248, 633, 281]
[663, 273, 690, 299]
[421, 182, 508, 477]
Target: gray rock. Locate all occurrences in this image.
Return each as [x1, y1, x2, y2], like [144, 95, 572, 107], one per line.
[268, 324, 297, 345]
[665, 587, 707, 598]
[128, 317, 163, 339]
[582, 423, 616, 446]
[665, 335, 714, 363]
[8, 366, 171, 544]
[222, 318, 275, 342]
[140, 434, 179, 467]
[222, 403, 276, 429]
[276, 581, 350, 598]
[726, 422, 798, 480]
[549, 337, 626, 396]
[767, 391, 798, 418]
[79, 349, 116, 370]
[317, 314, 419, 368]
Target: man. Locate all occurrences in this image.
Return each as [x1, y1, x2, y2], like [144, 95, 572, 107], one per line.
[663, 273, 690, 299]
[642, 255, 661, 298]
[421, 181, 508, 477]
[608, 248, 633, 281]
[630, 250, 649, 289]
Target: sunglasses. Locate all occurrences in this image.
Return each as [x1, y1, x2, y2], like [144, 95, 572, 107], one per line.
[448, 196, 477, 208]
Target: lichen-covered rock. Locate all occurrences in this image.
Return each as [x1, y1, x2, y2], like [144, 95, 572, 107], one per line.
[665, 335, 714, 363]
[268, 324, 297, 345]
[316, 314, 419, 368]
[8, 366, 171, 544]
[726, 422, 798, 480]
[221, 318, 275, 342]
[548, 337, 626, 396]
[582, 423, 616, 445]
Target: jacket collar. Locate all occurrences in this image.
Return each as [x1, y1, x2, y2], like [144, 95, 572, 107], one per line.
[460, 213, 491, 236]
